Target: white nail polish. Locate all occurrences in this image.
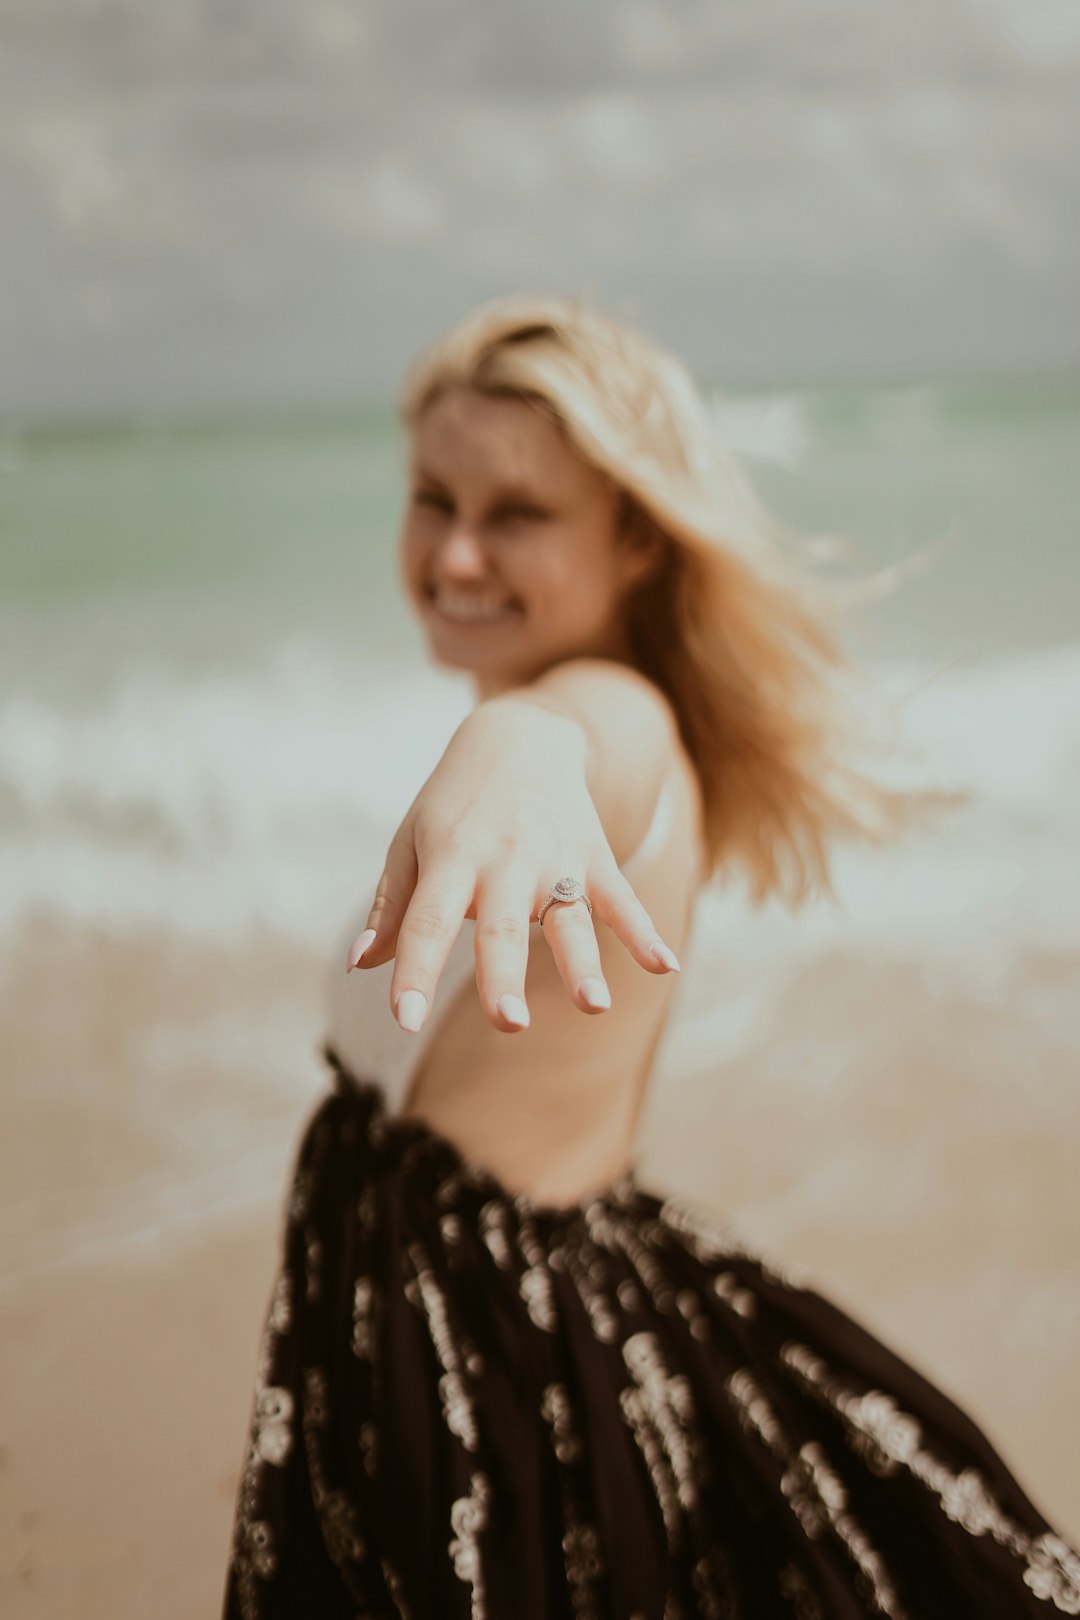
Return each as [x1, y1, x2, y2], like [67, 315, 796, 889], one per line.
[346, 928, 377, 972]
[652, 943, 681, 973]
[578, 976, 611, 1010]
[395, 989, 428, 1032]
[497, 994, 530, 1029]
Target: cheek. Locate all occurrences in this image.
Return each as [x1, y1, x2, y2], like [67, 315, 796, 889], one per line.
[398, 521, 428, 589]
[528, 530, 590, 589]
[541, 535, 614, 603]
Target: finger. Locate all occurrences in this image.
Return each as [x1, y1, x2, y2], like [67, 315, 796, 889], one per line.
[389, 863, 477, 1033]
[345, 836, 419, 972]
[582, 857, 683, 976]
[538, 882, 612, 1014]
[472, 866, 540, 1032]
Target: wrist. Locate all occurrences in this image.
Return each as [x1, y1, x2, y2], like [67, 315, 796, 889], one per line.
[467, 691, 590, 770]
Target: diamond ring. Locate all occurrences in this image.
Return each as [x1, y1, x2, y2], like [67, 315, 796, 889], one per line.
[537, 876, 594, 929]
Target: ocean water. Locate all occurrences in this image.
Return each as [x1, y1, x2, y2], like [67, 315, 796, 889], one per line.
[2, 379, 1079, 1272]
[2, 379, 1079, 938]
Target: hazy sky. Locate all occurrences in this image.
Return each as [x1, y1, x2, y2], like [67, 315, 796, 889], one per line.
[2, 0, 1079, 419]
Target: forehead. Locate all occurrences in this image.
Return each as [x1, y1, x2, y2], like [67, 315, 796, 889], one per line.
[409, 387, 605, 496]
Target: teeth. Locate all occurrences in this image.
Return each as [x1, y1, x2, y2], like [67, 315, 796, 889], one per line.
[433, 589, 518, 622]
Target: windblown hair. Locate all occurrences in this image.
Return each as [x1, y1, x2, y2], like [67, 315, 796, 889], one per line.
[398, 293, 953, 907]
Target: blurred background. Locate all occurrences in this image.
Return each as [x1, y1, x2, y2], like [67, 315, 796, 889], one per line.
[2, 3, 1078, 1615]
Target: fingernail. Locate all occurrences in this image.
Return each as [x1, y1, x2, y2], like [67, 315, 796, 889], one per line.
[652, 943, 681, 973]
[395, 989, 428, 1032]
[578, 976, 611, 1010]
[346, 928, 378, 972]
[497, 994, 530, 1029]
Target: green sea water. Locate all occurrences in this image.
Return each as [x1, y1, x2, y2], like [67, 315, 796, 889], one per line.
[2, 378, 1078, 691]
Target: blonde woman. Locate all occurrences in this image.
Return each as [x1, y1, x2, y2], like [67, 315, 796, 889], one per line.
[223, 297, 1078, 1618]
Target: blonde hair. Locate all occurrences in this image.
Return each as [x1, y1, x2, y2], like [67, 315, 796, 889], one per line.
[399, 292, 955, 907]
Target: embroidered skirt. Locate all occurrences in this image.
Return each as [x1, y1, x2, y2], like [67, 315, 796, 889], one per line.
[222, 1047, 1079, 1619]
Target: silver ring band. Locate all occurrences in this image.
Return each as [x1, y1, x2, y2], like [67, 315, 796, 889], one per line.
[537, 876, 593, 929]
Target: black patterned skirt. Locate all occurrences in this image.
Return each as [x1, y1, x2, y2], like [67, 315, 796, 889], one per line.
[222, 1047, 1079, 1619]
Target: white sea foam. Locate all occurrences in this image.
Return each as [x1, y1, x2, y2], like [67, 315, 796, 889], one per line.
[0, 641, 474, 944]
[3, 638, 1078, 958]
[708, 392, 809, 469]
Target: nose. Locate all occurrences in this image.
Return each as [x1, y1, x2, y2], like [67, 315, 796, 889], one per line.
[433, 521, 491, 581]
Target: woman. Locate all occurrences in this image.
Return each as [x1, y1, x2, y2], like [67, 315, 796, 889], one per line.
[223, 297, 1079, 1618]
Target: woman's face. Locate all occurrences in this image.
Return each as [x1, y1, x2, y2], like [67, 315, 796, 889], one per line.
[398, 386, 660, 699]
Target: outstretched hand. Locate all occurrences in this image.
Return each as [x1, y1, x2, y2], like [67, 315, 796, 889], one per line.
[344, 696, 681, 1035]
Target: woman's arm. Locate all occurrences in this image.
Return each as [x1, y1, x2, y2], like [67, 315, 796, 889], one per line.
[346, 656, 683, 1034]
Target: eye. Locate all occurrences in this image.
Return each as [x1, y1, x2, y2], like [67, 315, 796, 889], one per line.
[496, 502, 549, 524]
[414, 489, 452, 513]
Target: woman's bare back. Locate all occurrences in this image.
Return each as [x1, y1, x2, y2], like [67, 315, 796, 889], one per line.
[400, 738, 706, 1205]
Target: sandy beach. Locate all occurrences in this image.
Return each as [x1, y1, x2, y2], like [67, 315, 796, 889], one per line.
[3, 806, 1079, 1616]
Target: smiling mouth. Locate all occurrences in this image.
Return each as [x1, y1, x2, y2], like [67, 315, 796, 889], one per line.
[425, 587, 524, 623]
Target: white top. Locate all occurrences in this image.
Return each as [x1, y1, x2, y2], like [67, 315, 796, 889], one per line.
[324, 770, 679, 1116]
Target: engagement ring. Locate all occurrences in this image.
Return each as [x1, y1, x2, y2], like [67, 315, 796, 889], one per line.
[538, 876, 594, 928]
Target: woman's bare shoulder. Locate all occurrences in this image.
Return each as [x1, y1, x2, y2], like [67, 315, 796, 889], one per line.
[516, 657, 685, 869]
[526, 655, 678, 729]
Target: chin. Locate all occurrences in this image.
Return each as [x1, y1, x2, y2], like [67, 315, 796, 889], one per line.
[423, 607, 526, 654]
[430, 637, 541, 692]
[424, 635, 505, 674]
